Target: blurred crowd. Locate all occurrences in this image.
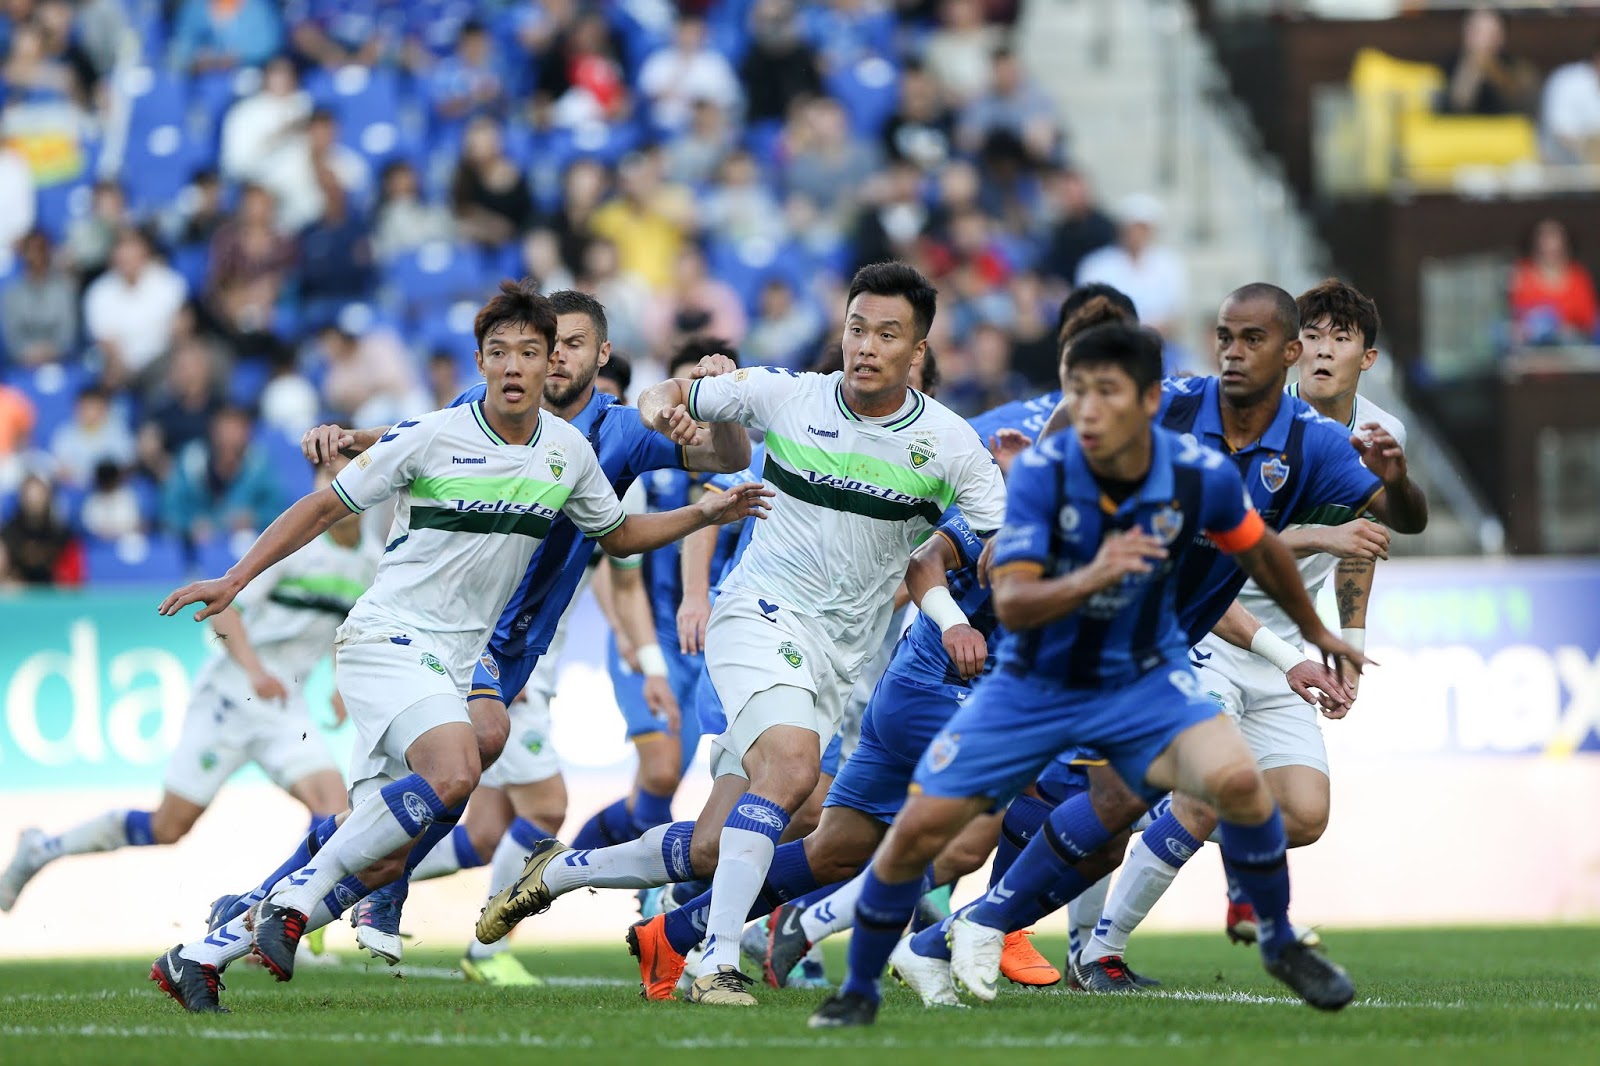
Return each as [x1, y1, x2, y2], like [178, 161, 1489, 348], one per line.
[0, 0, 1197, 588]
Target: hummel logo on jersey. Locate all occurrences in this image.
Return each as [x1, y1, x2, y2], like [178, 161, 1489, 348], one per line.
[737, 803, 786, 830]
[758, 598, 779, 620]
[806, 425, 839, 439]
[778, 641, 804, 668]
[452, 455, 487, 464]
[1260, 455, 1291, 493]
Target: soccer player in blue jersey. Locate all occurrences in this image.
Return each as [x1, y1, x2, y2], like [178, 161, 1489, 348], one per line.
[811, 321, 1369, 1027]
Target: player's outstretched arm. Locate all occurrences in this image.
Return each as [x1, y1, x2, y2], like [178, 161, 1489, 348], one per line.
[596, 482, 773, 558]
[1280, 519, 1390, 561]
[1231, 528, 1369, 678]
[1332, 554, 1377, 702]
[1355, 423, 1428, 534]
[159, 488, 354, 621]
[905, 530, 986, 680]
[1210, 600, 1351, 714]
[301, 424, 389, 464]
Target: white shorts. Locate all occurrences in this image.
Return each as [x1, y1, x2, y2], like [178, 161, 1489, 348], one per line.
[337, 635, 471, 791]
[704, 594, 851, 777]
[480, 654, 561, 788]
[163, 678, 339, 806]
[1192, 635, 1328, 775]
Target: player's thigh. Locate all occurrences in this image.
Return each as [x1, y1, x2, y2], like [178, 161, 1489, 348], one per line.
[802, 804, 887, 882]
[1147, 713, 1266, 817]
[149, 791, 208, 844]
[877, 793, 992, 879]
[632, 730, 683, 794]
[1261, 764, 1330, 846]
[250, 698, 345, 813]
[162, 692, 251, 810]
[481, 684, 560, 792]
[505, 774, 568, 836]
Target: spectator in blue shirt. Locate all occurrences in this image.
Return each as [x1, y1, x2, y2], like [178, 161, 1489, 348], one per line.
[427, 21, 506, 124]
[160, 405, 283, 545]
[170, 0, 284, 74]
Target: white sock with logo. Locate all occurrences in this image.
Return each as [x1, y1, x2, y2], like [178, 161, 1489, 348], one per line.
[542, 822, 678, 895]
[800, 867, 870, 944]
[1081, 837, 1181, 963]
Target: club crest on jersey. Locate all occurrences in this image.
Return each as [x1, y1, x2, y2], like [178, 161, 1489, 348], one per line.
[546, 446, 567, 481]
[927, 731, 960, 773]
[1260, 455, 1290, 493]
[778, 641, 804, 668]
[908, 435, 938, 470]
[479, 653, 500, 681]
[1151, 503, 1183, 544]
[420, 652, 445, 675]
[200, 751, 218, 772]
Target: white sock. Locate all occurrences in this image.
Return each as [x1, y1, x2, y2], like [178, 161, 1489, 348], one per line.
[181, 884, 356, 969]
[272, 791, 421, 914]
[1068, 874, 1112, 961]
[543, 823, 675, 895]
[799, 868, 869, 944]
[1081, 836, 1181, 963]
[702, 826, 777, 971]
[46, 810, 136, 859]
[466, 830, 533, 960]
[410, 830, 465, 882]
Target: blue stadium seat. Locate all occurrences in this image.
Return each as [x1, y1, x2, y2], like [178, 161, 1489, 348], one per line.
[5, 363, 95, 433]
[117, 66, 198, 213]
[255, 426, 315, 501]
[227, 359, 272, 409]
[381, 241, 488, 320]
[170, 242, 211, 295]
[826, 56, 901, 137]
[33, 179, 92, 244]
[196, 536, 242, 575]
[85, 535, 189, 585]
[309, 65, 409, 167]
[418, 300, 481, 377]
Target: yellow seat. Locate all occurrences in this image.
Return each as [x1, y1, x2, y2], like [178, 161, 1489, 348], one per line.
[1348, 48, 1446, 192]
[1399, 112, 1539, 184]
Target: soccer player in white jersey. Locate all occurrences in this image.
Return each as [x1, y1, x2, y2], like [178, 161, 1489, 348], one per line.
[475, 261, 1008, 1006]
[1076, 278, 1414, 988]
[148, 282, 771, 1012]
[0, 465, 368, 914]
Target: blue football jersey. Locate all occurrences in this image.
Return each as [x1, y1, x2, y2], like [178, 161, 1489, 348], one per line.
[992, 425, 1266, 689]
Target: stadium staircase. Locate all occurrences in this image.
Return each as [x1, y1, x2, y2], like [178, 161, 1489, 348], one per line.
[1017, 0, 1501, 555]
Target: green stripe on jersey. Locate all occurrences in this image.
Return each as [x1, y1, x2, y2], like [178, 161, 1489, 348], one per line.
[411, 476, 571, 509]
[762, 455, 944, 525]
[274, 574, 368, 605]
[764, 431, 957, 510]
[410, 505, 555, 539]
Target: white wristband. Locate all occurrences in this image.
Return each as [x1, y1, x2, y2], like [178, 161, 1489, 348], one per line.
[1341, 628, 1366, 653]
[1250, 627, 1309, 675]
[637, 643, 669, 678]
[919, 586, 969, 633]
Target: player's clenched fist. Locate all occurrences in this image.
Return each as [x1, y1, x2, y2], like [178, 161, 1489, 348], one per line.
[696, 481, 775, 525]
[302, 423, 356, 464]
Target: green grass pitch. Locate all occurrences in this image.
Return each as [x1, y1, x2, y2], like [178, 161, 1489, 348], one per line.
[2, 928, 1597, 1066]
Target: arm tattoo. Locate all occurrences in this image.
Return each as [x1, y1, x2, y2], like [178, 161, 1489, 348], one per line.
[1335, 560, 1371, 626]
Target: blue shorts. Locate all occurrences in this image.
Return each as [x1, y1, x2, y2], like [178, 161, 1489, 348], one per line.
[913, 665, 1221, 808]
[607, 636, 706, 772]
[607, 634, 670, 739]
[1035, 745, 1109, 803]
[469, 648, 542, 705]
[825, 667, 969, 823]
[821, 731, 843, 778]
[692, 658, 726, 736]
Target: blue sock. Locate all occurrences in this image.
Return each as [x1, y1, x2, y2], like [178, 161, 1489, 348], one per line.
[572, 797, 637, 850]
[990, 794, 1052, 888]
[124, 810, 155, 847]
[965, 792, 1112, 931]
[662, 888, 710, 954]
[788, 879, 845, 911]
[1143, 809, 1203, 869]
[631, 787, 674, 835]
[320, 874, 369, 918]
[754, 840, 818, 910]
[402, 801, 465, 876]
[841, 869, 925, 1001]
[670, 877, 710, 906]
[450, 824, 485, 870]
[1219, 808, 1292, 961]
[507, 816, 546, 853]
[253, 815, 340, 897]
[909, 915, 954, 960]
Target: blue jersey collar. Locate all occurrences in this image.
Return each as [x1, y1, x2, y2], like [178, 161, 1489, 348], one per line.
[1193, 375, 1295, 454]
[567, 388, 616, 435]
[1063, 425, 1175, 512]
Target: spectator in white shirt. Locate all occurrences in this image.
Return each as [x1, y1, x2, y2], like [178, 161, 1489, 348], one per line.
[80, 460, 144, 541]
[637, 16, 741, 132]
[82, 228, 188, 389]
[1541, 41, 1600, 165]
[923, 0, 1001, 105]
[0, 145, 37, 251]
[50, 384, 135, 487]
[220, 56, 310, 185]
[1075, 193, 1187, 341]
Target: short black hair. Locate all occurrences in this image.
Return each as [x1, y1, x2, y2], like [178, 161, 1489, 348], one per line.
[1057, 283, 1137, 341]
[598, 352, 632, 396]
[670, 335, 737, 378]
[474, 277, 558, 352]
[547, 289, 609, 343]
[1063, 323, 1165, 394]
[846, 261, 937, 340]
[1296, 278, 1381, 350]
[918, 345, 941, 398]
[1225, 282, 1299, 340]
[809, 341, 843, 375]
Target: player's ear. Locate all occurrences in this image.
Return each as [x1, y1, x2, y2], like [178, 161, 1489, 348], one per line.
[1360, 346, 1378, 372]
[474, 349, 486, 377]
[597, 340, 611, 368]
[911, 336, 928, 367]
[1141, 380, 1162, 415]
[1282, 336, 1303, 368]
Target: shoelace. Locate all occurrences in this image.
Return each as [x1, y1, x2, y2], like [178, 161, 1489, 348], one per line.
[201, 966, 226, 998]
[1100, 956, 1132, 982]
[715, 969, 755, 991]
[280, 908, 308, 942]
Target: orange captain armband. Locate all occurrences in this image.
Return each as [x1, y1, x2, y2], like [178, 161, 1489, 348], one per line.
[1207, 509, 1265, 554]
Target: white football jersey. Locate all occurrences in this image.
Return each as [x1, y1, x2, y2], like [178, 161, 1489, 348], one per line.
[193, 532, 376, 694]
[686, 367, 1006, 671]
[331, 402, 626, 672]
[1242, 387, 1407, 644]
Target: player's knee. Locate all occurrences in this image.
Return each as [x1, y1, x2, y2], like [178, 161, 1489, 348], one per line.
[688, 832, 720, 877]
[1206, 763, 1268, 817]
[471, 703, 510, 767]
[636, 756, 680, 798]
[1281, 806, 1328, 848]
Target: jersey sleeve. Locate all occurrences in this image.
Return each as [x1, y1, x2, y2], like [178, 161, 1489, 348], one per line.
[950, 432, 1007, 535]
[684, 366, 796, 431]
[614, 404, 686, 475]
[331, 416, 434, 513]
[560, 439, 628, 539]
[1200, 463, 1266, 555]
[932, 514, 984, 571]
[1292, 422, 1383, 526]
[989, 441, 1062, 572]
[448, 383, 487, 408]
